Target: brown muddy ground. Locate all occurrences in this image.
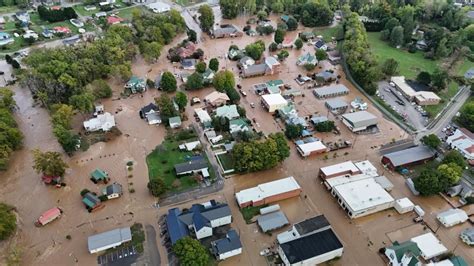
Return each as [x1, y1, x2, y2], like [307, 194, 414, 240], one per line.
[0, 12, 472, 266]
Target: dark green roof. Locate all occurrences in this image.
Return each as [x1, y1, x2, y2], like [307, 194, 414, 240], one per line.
[91, 169, 108, 180]
[390, 240, 421, 262]
[450, 256, 468, 266]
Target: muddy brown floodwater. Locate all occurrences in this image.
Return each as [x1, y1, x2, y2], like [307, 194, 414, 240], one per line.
[0, 11, 472, 266]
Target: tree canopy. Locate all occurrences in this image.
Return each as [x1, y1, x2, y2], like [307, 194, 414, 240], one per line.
[32, 149, 68, 177]
[161, 72, 177, 92]
[245, 40, 266, 60]
[421, 134, 441, 149]
[209, 58, 219, 72]
[442, 150, 466, 169]
[173, 237, 209, 266]
[198, 5, 214, 33]
[213, 70, 236, 93]
[0, 88, 22, 171]
[0, 203, 16, 240]
[457, 100, 474, 132]
[186, 73, 204, 90]
[147, 178, 167, 197]
[300, 2, 333, 27]
[285, 124, 303, 140]
[155, 94, 177, 123]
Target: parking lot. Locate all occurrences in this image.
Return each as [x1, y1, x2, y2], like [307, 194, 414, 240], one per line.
[377, 81, 429, 130]
[97, 246, 138, 266]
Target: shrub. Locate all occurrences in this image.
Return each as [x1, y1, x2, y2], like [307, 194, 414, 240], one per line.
[129, 188, 135, 193]
[80, 189, 90, 196]
[98, 195, 108, 201]
[66, 235, 72, 240]
[0, 203, 16, 240]
[126, 161, 133, 166]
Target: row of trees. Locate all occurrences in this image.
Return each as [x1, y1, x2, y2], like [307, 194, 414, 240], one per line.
[38, 6, 77, 23]
[0, 88, 23, 171]
[457, 100, 474, 132]
[414, 150, 465, 196]
[0, 0, 27, 8]
[342, 9, 380, 95]
[232, 133, 290, 173]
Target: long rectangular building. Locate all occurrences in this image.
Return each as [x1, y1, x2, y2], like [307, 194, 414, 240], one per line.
[381, 145, 435, 170]
[313, 85, 349, 99]
[318, 160, 377, 179]
[342, 111, 378, 132]
[235, 177, 302, 208]
[87, 227, 132, 254]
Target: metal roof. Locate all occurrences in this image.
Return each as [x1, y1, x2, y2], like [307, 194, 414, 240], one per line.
[174, 159, 208, 174]
[257, 211, 289, 232]
[342, 111, 377, 124]
[87, 227, 131, 253]
[166, 208, 189, 244]
[325, 98, 348, 109]
[383, 146, 435, 167]
[212, 229, 242, 255]
[313, 85, 349, 97]
[294, 215, 330, 236]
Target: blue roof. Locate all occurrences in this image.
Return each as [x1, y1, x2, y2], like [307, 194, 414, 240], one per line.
[166, 208, 189, 244]
[191, 206, 209, 231]
[212, 229, 242, 255]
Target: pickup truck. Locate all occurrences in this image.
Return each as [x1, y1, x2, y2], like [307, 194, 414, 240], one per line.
[35, 207, 63, 227]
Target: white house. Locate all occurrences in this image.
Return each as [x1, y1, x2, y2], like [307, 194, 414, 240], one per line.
[446, 128, 474, 160]
[102, 183, 123, 200]
[394, 198, 415, 214]
[23, 30, 38, 40]
[147, 2, 171, 13]
[384, 240, 421, 266]
[211, 230, 242, 260]
[216, 105, 240, 120]
[195, 108, 212, 124]
[436, 209, 468, 227]
[83, 112, 116, 132]
[261, 94, 288, 112]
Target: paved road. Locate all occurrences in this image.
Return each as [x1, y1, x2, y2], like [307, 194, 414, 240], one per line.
[145, 224, 160, 266]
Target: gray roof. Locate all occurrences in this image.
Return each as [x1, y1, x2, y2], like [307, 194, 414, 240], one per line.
[313, 85, 349, 97]
[316, 71, 337, 81]
[383, 146, 435, 167]
[294, 215, 330, 236]
[310, 116, 328, 124]
[212, 230, 242, 255]
[325, 98, 348, 109]
[257, 211, 289, 232]
[374, 176, 394, 190]
[175, 158, 208, 174]
[88, 227, 132, 253]
[201, 205, 231, 221]
[243, 63, 267, 76]
[464, 68, 474, 79]
[461, 228, 474, 242]
[342, 111, 377, 124]
[105, 183, 122, 195]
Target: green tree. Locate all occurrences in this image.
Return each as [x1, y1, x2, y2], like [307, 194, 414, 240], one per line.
[274, 29, 285, 44]
[198, 5, 214, 32]
[442, 150, 467, 169]
[209, 58, 219, 72]
[0, 88, 15, 109]
[285, 124, 303, 139]
[53, 125, 80, 154]
[219, 0, 240, 19]
[458, 101, 474, 132]
[431, 68, 449, 91]
[186, 73, 204, 90]
[226, 87, 241, 103]
[147, 178, 167, 197]
[195, 61, 207, 73]
[161, 71, 177, 92]
[257, 10, 268, 21]
[304, 63, 316, 71]
[300, 2, 333, 27]
[269, 42, 278, 52]
[245, 40, 266, 60]
[32, 149, 68, 177]
[69, 92, 95, 114]
[0, 203, 16, 240]
[213, 70, 235, 93]
[398, 5, 415, 44]
[437, 163, 462, 186]
[175, 91, 187, 111]
[286, 16, 298, 31]
[381, 58, 399, 76]
[187, 29, 197, 43]
[173, 237, 209, 266]
[416, 71, 431, 85]
[271, 1, 284, 13]
[421, 134, 441, 149]
[435, 38, 450, 58]
[88, 80, 112, 99]
[414, 169, 445, 196]
[51, 104, 74, 129]
[277, 50, 289, 61]
[140, 41, 163, 62]
[294, 38, 303, 49]
[211, 116, 230, 132]
[269, 132, 290, 161]
[389, 26, 404, 47]
[155, 94, 177, 122]
[384, 17, 400, 33]
[315, 121, 335, 132]
[315, 49, 327, 61]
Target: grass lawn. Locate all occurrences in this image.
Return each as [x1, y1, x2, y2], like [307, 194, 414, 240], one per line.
[2, 20, 16, 31]
[116, 6, 143, 21]
[0, 36, 25, 53]
[216, 152, 234, 171]
[424, 82, 459, 117]
[174, 0, 204, 6]
[455, 58, 474, 76]
[313, 26, 340, 43]
[73, 5, 100, 17]
[367, 32, 440, 79]
[146, 135, 207, 193]
[240, 204, 268, 223]
[0, 5, 19, 14]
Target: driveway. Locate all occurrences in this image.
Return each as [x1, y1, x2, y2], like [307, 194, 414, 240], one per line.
[145, 224, 160, 266]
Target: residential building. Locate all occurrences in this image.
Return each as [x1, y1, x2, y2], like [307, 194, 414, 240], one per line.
[310, 115, 328, 125]
[464, 68, 474, 80]
[195, 108, 212, 124]
[436, 209, 468, 228]
[216, 105, 240, 120]
[201, 68, 215, 83]
[106, 16, 124, 25]
[82, 192, 103, 212]
[266, 79, 284, 94]
[179, 140, 201, 151]
[87, 227, 132, 254]
[314, 40, 328, 50]
[390, 76, 440, 105]
[351, 97, 368, 110]
[62, 35, 80, 46]
[181, 59, 197, 70]
[325, 98, 348, 113]
[315, 71, 337, 82]
[228, 48, 245, 60]
[238, 56, 255, 69]
[295, 138, 328, 157]
[23, 30, 38, 40]
[83, 112, 116, 132]
[211, 24, 242, 38]
[242, 56, 280, 78]
[299, 31, 315, 40]
[235, 176, 302, 208]
[296, 52, 318, 66]
[41, 29, 54, 38]
[331, 177, 395, 218]
[381, 146, 435, 170]
[205, 91, 230, 107]
[15, 11, 30, 25]
[169, 116, 181, 128]
[341, 111, 378, 132]
[102, 183, 123, 200]
[174, 158, 208, 177]
[0, 32, 14, 46]
[147, 2, 171, 13]
[411, 233, 448, 260]
[261, 94, 288, 112]
[166, 200, 232, 244]
[460, 227, 474, 246]
[229, 119, 249, 134]
[394, 198, 415, 214]
[327, 50, 341, 64]
[211, 230, 242, 260]
[90, 169, 109, 183]
[53, 26, 71, 34]
[446, 128, 474, 160]
[384, 240, 421, 266]
[140, 103, 161, 125]
[125, 76, 146, 93]
[313, 85, 349, 99]
[257, 211, 289, 232]
[277, 215, 344, 265]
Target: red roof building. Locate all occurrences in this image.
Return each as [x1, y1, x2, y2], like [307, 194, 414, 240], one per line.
[107, 16, 124, 25]
[53, 26, 71, 34]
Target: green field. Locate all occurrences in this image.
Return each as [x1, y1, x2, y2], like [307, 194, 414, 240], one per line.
[240, 204, 268, 223]
[0, 5, 19, 14]
[216, 152, 234, 171]
[116, 6, 143, 20]
[313, 26, 340, 43]
[367, 32, 440, 79]
[146, 136, 207, 193]
[73, 5, 100, 17]
[455, 58, 474, 76]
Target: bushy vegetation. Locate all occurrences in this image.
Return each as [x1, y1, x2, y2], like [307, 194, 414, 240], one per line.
[0, 88, 23, 171]
[37, 5, 77, 23]
[173, 237, 209, 266]
[0, 203, 17, 240]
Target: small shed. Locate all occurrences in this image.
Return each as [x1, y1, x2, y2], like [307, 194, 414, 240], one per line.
[436, 209, 468, 228]
[169, 116, 182, 129]
[102, 183, 123, 200]
[325, 98, 348, 113]
[90, 169, 109, 184]
[394, 198, 415, 214]
[257, 211, 289, 232]
[374, 176, 394, 191]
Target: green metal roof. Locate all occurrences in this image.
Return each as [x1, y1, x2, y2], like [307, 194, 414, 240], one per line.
[82, 197, 96, 208]
[389, 241, 421, 262]
[91, 169, 108, 180]
[450, 256, 468, 266]
[229, 118, 248, 127]
[169, 116, 181, 124]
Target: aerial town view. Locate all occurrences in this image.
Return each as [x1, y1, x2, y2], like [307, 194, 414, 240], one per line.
[0, 0, 474, 265]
